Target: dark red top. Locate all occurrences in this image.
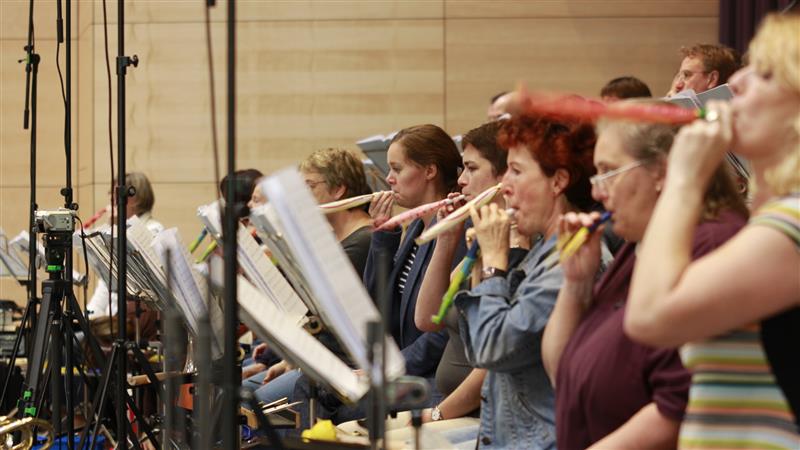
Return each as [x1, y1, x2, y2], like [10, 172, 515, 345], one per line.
[555, 211, 746, 450]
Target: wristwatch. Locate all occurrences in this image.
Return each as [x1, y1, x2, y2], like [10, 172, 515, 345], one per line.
[431, 405, 443, 421]
[481, 266, 507, 281]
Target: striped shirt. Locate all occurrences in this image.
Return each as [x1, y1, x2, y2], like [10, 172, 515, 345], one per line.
[750, 193, 800, 249]
[679, 194, 800, 449]
[680, 328, 800, 449]
[396, 244, 418, 297]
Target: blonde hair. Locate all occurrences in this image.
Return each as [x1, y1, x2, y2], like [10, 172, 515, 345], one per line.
[125, 172, 155, 216]
[299, 148, 371, 200]
[748, 14, 800, 195]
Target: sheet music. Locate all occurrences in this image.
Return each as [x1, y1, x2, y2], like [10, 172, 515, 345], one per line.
[237, 228, 308, 325]
[126, 220, 175, 307]
[237, 276, 367, 402]
[12, 231, 86, 284]
[151, 228, 224, 358]
[260, 169, 405, 379]
[197, 201, 308, 326]
[197, 201, 223, 238]
[668, 88, 702, 108]
[249, 204, 319, 315]
[0, 229, 28, 278]
[74, 228, 115, 288]
[695, 83, 733, 108]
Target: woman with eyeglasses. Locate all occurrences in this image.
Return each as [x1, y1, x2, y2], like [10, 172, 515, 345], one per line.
[541, 106, 749, 449]
[626, 14, 800, 446]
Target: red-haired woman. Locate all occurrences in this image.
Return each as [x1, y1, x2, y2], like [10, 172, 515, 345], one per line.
[453, 115, 601, 449]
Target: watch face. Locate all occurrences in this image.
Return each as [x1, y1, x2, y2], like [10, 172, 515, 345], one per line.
[431, 407, 441, 421]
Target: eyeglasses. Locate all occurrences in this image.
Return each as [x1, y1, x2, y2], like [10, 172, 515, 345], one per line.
[305, 179, 327, 189]
[674, 69, 709, 83]
[590, 160, 647, 192]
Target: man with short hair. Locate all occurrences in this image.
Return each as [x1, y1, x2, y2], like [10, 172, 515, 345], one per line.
[667, 43, 741, 96]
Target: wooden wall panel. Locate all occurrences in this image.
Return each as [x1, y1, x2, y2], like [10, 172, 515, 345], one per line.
[445, 0, 718, 18]
[0, 39, 80, 188]
[0, 186, 64, 301]
[1, 0, 722, 305]
[92, 1, 443, 25]
[0, 0, 72, 40]
[90, 19, 444, 184]
[444, 16, 718, 134]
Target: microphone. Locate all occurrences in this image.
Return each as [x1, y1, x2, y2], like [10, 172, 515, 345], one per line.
[56, 0, 64, 44]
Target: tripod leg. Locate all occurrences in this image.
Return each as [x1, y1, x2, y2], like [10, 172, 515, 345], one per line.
[20, 280, 56, 417]
[0, 294, 33, 409]
[80, 343, 119, 450]
[50, 309, 63, 437]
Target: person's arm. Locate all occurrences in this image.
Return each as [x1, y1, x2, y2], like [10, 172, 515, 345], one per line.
[587, 403, 680, 450]
[626, 104, 800, 346]
[414, 230, 462, 332]
[400, 329, 448, 377]
[432, 368, 486, 421]
[542, 212, 602, 386]
[86, 278, 111, 319]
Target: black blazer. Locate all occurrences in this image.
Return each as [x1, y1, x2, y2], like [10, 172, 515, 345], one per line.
[363, 218, 466, 378]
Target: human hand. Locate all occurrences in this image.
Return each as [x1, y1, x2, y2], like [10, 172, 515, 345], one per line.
[558, 212, 603, 284]
[436, 193, 467, 246]
[667, 100, 733, 190]
[242, 363, 267, 379]
[368, 191, 396, 229]
[262, 360, 291, 385]
[469, 203, 510, 270]
[252, 342, 269, 360]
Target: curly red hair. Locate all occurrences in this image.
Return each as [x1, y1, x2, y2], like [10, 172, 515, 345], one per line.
[497, 114, 598, 211]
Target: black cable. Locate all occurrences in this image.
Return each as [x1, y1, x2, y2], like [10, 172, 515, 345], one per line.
[74, 216, 91, 304]
[101, 0, 116, 331]
[204, 2, 221, 195]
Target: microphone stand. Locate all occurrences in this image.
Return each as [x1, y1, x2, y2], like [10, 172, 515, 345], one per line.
[221, 0, 241, 448]
[0, 0, 40, 415]
[116, 0, 138, 445]
[60, 1, 79, 445]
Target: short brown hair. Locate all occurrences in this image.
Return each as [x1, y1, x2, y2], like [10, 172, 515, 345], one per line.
[299, 148, 372, 200]
[461, 120, 507, 176]
[498, 115, 598, 211]
[600, 76, 652, 99]
[126, 172, 155, 216]
[680, 44, 741, 84]
[391, 124, 463, 192]
[220, 168, 264, 205]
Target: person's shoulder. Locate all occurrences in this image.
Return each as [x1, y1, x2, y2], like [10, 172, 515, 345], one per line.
[698, 209, 747, 241]
[691, 209, 747, 257]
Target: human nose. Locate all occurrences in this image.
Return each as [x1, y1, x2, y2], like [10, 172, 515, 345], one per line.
[728, 66, 749, 96]
[591, 181, 607, 203]
[457, 170, 468, 187]
[500, 172, 513, 196]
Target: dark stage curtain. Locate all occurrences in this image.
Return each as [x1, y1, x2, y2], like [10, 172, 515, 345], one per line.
[719, 0, 798, 55]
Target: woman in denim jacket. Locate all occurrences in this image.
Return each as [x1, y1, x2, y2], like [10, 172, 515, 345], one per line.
[454, 114, 603, 449]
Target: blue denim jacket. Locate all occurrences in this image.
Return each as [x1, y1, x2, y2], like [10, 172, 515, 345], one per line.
[455, 235, 562, 450]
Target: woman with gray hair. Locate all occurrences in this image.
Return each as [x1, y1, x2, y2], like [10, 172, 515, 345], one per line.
[542, 104, 749, 449]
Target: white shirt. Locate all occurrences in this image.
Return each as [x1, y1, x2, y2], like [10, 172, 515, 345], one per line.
[86, 213, 164, 319]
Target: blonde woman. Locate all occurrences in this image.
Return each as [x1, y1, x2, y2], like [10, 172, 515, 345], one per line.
[626, 14, 800, 446]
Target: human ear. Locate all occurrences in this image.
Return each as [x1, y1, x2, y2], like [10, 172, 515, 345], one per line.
[552, 168, 570, 196]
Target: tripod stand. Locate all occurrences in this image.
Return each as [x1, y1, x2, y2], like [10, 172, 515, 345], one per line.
[17, 215, 161, 450]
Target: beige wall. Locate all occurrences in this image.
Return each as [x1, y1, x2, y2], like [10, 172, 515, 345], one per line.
[0, 0, 718, 303]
